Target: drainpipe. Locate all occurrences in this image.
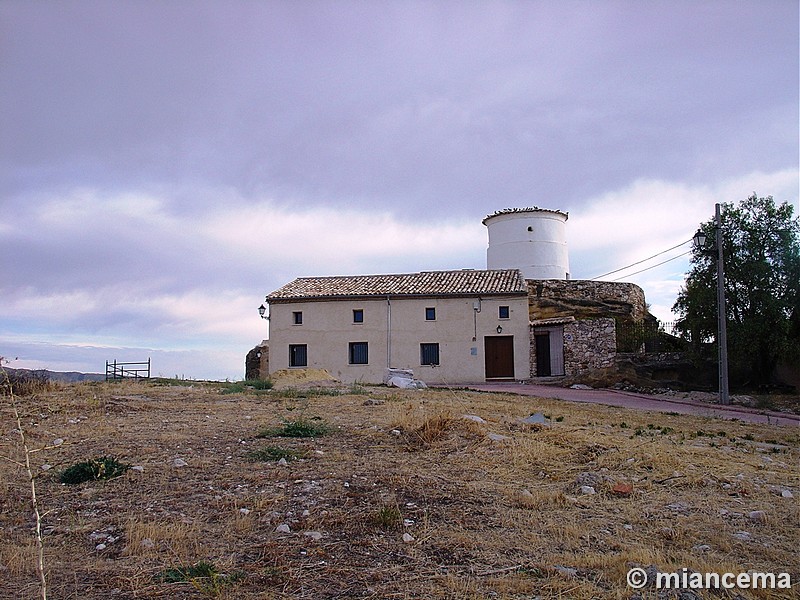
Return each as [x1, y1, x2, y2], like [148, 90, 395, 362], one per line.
[386, 296, 392, 368]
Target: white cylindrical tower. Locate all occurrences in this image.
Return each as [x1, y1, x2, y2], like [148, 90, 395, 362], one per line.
[483, 207, 570, 280]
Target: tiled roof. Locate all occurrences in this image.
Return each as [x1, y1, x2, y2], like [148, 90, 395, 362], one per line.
[268, 269, 527, 301]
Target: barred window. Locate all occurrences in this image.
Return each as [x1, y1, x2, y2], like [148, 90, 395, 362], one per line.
[289, 344, 307, 367]
[420, 343, 440, 366]
[349, 342, 369, 365]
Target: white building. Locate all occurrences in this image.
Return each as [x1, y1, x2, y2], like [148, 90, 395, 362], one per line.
[265, 269, 530, 384]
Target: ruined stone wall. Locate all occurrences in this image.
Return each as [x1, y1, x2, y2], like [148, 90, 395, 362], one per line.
[563, 318, 617, 373]
[245, 342, 270, 380]
[528, 279, 648, 322]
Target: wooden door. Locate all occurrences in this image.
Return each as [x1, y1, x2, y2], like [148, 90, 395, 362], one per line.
[485, 336, 515, 379]
[535, 333, 551, 376]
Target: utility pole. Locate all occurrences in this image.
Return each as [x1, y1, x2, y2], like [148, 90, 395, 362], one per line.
[715, 203, 730, 405]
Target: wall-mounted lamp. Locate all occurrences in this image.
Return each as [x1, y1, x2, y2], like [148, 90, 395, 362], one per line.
[496, 325, 503, 334]
[258, 304, 268, 319]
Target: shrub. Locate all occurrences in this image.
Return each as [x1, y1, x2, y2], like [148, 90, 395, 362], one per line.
[258, 417, 329, 438]
[219, 380, 273, 394]
[59, 456, 130, 484]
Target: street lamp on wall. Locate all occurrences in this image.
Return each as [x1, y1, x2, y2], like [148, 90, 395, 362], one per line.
[258, 304, 267, 319]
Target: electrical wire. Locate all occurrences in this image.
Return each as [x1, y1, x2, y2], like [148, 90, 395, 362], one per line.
[610, 249, 692, 281]
[589, 239, 692, 280]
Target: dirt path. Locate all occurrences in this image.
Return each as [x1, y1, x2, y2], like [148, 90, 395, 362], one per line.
[464, 382, 800, 427]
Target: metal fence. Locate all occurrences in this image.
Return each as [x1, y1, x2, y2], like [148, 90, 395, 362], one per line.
[105, 359, 151, 381]
[616, 321, 684, 354]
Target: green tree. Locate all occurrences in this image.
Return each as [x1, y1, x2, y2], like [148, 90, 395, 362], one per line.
[673, 194, 800, 387]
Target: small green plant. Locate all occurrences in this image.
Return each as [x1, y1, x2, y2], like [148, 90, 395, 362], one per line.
[59, 456, 129, 484]
[246, 446, 306, 462]
[155, 561, 243, 596]
[219, 380, 273, 394]
[373, 503, 402, 529]
[619, 421, 629, 429]
[257, 417, 329, 438]
[555, 416, 564, 422]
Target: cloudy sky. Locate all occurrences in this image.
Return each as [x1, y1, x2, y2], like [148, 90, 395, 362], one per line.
[1, 1, 797, 380]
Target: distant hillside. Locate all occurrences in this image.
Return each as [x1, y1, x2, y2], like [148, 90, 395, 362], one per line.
[2, 367, 105, 383]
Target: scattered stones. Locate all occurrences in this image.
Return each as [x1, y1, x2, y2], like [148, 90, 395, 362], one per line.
[402, 533, 415, 543]
[781, 489, 794, 499]
[520, 413, 548, 425]
[580, 486, 596, 495]
[40, 464, 52, 471]
[140, 538, 155, 549]
[277, 458, 288, 467]
[275, 523, 291, 534]
[733, 531, 752, 542]
[390, 430, 401, 436]
[304, 531, 323, 541]
[487, 433, 510, 442]
[692, 544, 712, 552]
[52, 438, 64, 447]
[363, 398, 385, 406]
[747, 510, 767, 523]
[552, 565, 578, 578]
[239, 508, 251, 516]
[462, 414, 486, 424]
[623, 524, 633, 531]
[570, 384, 592, 390]
[666, 502, 690, 514]
[611, 482, 633, 497]
[172, 458, 188, 468]
[131, 465, 144, 472]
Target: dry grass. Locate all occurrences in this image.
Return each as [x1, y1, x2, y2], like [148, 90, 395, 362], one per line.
[0, 379, 798, 599]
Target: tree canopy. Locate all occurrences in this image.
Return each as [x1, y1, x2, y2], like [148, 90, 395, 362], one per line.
[673, 194, 800, 387]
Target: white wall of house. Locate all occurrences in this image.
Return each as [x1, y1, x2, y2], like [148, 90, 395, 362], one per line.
[267, 294, 530, 384]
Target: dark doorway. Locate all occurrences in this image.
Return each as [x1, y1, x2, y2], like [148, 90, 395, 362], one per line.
[485, 336, 515, 379]
[535, 333, 551, 376]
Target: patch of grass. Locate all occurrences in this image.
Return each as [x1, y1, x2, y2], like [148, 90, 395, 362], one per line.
[372, 503, 403, 529]
[219, 380, 273, 394]
[245, 446, 306, 462]
[59, 456, 129, 484]
[257, 417, 329, 438]
[155, 561, 244, 596]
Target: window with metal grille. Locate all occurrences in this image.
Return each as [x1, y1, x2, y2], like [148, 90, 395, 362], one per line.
[289, 344, 307, 367]
[293, 311, 303, 325]
[425, 307, 436, 321]
[353, 309, 364, 323]
[349, 342, 368, 365]
[420, 343, 440, 366]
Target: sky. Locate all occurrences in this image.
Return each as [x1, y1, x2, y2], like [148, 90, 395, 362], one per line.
[1, 0, 798, 380]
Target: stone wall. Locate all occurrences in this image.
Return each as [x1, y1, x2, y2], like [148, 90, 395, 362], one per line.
[529, 317, 616, 377]
[563, 318, 617, 374]
[528, 279, 648, 322]
[245, 341, 269, 380]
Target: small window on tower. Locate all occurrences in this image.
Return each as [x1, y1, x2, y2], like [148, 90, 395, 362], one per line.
[353, 309, 364, 323]
[499, 306, 510, 319]
[293, 311, 303, 325]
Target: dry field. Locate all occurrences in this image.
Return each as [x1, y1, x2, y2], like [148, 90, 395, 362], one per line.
[1, 376, 798, 599]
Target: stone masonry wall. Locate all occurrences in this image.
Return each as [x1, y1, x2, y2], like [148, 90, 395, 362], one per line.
[245, 342, 269, 380]
[563, 318, 617, 374]
[528, 279, 648, 322]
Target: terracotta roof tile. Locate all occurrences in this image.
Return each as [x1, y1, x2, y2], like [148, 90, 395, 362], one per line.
[268, 269, 527, 301]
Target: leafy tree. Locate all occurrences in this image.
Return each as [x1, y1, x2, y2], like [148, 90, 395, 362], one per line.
[673, 194, 800, 387]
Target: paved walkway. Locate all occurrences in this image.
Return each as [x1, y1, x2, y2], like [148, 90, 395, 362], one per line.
[463, 382, 800, 427]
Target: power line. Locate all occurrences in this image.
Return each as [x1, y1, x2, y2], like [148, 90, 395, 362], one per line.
[590, 239, 692, 280]
[610, 249, 692, 281]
